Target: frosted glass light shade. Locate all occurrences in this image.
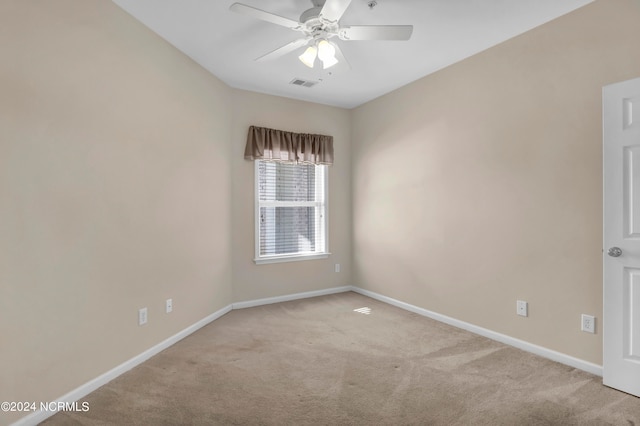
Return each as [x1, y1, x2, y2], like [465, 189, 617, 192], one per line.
[321, 55, 338, 69]
[298, 46, 317, 68]
[317, 40, 338, 69]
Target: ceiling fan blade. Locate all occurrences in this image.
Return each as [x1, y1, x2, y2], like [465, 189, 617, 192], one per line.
[319, 0, 352, 24]
[338, 25, 414, 41]
[230, 3, 302, 30]
[255, 38, 310, 62]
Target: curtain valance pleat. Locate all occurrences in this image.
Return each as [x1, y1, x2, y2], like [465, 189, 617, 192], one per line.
[244, 125, 334, 165]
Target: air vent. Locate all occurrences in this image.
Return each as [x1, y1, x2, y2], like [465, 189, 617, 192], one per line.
[289, 78, 318, 88]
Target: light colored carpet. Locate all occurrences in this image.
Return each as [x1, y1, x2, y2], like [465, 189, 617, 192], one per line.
[43, 292, 640, 425]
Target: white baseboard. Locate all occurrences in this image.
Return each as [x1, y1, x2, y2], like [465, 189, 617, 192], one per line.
[351, 286, 603, 377]
[12, 286, 352, 426]
[232, 285, 352, 310]
[14, 284, 603, 426]
[11, 304, 233, 426]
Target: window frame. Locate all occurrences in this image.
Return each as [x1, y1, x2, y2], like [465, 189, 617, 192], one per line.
[253, 160, 330, 264]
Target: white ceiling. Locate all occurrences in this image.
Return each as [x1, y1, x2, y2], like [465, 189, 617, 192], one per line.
[112, 0, 594, 109]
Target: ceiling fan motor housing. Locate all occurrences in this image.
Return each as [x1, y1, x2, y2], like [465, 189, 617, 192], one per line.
[300, 7, 339, 37]
[300, 7, 322, 24]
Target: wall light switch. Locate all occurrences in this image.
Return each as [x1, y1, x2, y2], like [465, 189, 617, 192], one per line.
[166, 298, 173, 313]
[335, 263, 341, 273]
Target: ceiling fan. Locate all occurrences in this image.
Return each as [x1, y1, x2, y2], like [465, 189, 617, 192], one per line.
[229, 0, 413, 70]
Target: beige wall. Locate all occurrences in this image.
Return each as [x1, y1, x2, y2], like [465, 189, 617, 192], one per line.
[230, 89, 352, 302]
[0, 1, 233, 424]
[4, 0, 639, 423]
[0, 2, 353, 424]
[352, 0, 640, 365]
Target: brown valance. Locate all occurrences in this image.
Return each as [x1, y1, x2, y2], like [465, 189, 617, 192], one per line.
[243, 125, 334, 165]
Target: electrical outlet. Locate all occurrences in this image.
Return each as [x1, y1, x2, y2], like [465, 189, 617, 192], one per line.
[581, 314, 595, 333]
[138, 307, 148, 326]
[166, 298, 173, 313]
[516, 300, 528, 317]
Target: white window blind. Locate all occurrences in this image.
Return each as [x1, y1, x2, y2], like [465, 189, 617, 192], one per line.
[255, 160, 328, 263]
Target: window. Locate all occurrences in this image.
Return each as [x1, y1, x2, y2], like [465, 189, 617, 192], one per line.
[244, 125, 333, 264]
[255, 160, 328, 264]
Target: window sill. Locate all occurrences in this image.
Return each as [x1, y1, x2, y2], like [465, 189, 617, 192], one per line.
[254, 252, 331, 265]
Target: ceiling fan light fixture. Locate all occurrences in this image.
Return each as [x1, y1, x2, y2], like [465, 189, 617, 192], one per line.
[317, 39, 338, 69]
[317, 40, 335, 58]
[299, 45, 317, 68]
[320, 55, 338, 69]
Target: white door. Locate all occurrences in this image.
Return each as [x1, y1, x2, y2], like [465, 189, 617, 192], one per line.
[603, 76, 640, 397]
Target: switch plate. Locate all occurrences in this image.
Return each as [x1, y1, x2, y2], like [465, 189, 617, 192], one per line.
[138, 307, 148, 326]
[166, 298, 173, 313]
[335, 263, 341, 273]
[516, 300, 528, 317]
[581, 314, 595, 333]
